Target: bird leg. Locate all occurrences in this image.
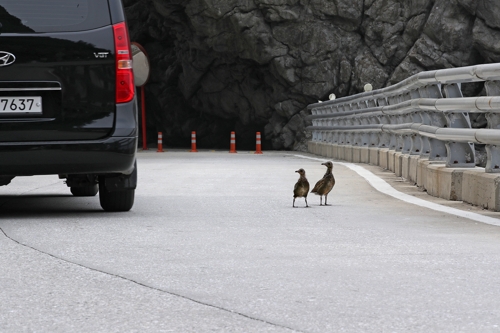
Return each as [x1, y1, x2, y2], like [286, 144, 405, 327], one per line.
[305, 197, 308, 208]
[293, 198, 296, 208]
[320, 196, 323, 206]
[324, 194, 330, 206]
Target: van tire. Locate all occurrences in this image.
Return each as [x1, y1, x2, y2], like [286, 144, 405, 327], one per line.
[99, 183, 135, 212]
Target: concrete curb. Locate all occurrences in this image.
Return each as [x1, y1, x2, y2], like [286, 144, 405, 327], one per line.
[308, 141, 500, 211]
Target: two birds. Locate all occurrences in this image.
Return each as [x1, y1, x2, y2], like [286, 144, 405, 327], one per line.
[293, 161, 335, 208]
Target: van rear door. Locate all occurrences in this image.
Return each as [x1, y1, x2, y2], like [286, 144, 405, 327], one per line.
[0, 0, 116, 142]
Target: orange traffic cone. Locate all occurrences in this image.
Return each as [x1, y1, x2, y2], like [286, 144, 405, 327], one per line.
[190, 131, 198, 152]
[255, 132, 263, 154]
[229, 131, 237, 153]
[157, 132, 164, 152]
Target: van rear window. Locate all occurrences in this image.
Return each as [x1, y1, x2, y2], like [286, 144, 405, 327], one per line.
[0, 0, 110, 33]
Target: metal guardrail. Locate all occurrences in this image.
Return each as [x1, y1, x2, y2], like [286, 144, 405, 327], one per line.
[306, 63, 500, 173]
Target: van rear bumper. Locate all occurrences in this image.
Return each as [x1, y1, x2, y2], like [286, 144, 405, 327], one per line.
[0, 136, 137, 176]
[0, 99, 138, 177]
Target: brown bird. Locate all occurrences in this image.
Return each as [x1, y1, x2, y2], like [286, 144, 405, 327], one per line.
[293, 168, 310, 208]
[311, 161, 335, 206]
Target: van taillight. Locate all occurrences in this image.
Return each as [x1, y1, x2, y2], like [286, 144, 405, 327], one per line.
[113, 22, 134, 104]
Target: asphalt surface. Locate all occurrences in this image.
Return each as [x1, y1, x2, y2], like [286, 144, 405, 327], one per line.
[1, 150, 500, 332]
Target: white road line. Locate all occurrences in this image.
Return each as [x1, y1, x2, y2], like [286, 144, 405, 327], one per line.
[291, 154, 500, 227]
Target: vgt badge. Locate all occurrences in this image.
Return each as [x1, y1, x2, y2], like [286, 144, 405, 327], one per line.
[0, 52, 16, 67]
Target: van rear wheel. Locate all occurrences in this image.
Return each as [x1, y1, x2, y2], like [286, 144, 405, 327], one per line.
[98, 161, 137, 212]
[98, 184, 135, 212]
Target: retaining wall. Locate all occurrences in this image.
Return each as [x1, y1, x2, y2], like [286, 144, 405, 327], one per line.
[308, 141, 500, 211]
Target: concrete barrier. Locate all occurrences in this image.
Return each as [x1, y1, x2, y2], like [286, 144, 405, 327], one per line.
[394, 152, 403, 177]
[462, 170, 500, 210]
[416, 158, 429, 188]
[337, 144, 344, 160]
[360, 147, 370, 164]
[369, 148, 379, 166]
[379, 149, 390, 170]
[352, 146, 362, 163]
[408, 155, 420, 184]
[421, 162, 463, 201]
[388, 151, 396, 173]
[402, 155, 411, 180]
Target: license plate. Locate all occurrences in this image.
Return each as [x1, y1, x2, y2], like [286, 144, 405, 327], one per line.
[0, 96, 42, 114]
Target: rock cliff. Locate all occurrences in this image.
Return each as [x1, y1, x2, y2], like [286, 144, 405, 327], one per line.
[124, 0, 500, 150]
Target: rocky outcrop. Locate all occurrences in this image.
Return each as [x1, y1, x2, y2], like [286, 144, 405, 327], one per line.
[124, 0, 500, 150]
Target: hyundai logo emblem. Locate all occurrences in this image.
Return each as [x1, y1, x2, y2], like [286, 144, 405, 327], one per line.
[0, 52, 16, 67]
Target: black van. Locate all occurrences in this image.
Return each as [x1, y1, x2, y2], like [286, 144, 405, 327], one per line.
[0, 0, 138, 211]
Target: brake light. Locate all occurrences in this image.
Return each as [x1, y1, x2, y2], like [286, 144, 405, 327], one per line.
[113, 22, 134, 104]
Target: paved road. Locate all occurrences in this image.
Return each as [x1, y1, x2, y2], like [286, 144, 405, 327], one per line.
[2, 150, 500, 332]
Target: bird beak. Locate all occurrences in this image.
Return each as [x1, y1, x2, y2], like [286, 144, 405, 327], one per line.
[321, 162, 326, 166]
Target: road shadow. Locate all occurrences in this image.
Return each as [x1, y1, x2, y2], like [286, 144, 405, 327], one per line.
[0, 194, 104, 218]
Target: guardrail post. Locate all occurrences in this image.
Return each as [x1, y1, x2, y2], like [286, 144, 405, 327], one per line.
[483, 112, 500, 172]
[419, 136, 431, 155]
[369, 132, 379, 147]
[445, 142, 475, 167]
[429, 139, 448, 161]
[485, 145, 500, 172]
[410, 133, 422, 155]
[388, 132, 398, 150]
[361, 132, 370, 146]
[444, 111, 476, 167]
[402, 134, 413, 154]
[396, 134, 404, 152]
[410, 112, 424, 155]
[327, 132, 333, 143]
[379, 132, 391, 148]
[346, 131, 354, 145]
[331, 131, 339, 144]
[477, 78, 498, 166]
[427, 111, 448, 161]
[419, 112, 432, 155]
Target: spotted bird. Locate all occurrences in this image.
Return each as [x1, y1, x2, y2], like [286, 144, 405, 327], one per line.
[311, 161, 335, 206]
[293, 168, 309, 208]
